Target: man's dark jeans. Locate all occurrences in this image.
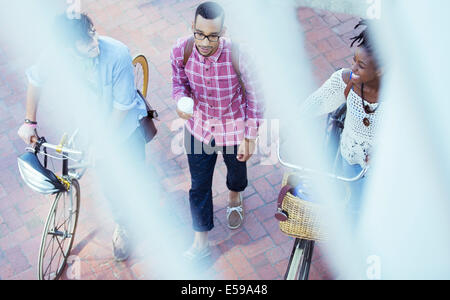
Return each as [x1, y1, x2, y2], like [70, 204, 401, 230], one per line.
[184, 128, 248, 232]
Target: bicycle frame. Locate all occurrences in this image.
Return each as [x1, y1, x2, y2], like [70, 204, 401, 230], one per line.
[277, 140, 368, 280]
[285, 238, 315, 280]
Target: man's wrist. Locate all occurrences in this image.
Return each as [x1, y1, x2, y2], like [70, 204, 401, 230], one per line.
[244, 137, 257, 143]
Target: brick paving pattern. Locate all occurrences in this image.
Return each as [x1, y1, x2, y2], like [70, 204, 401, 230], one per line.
[0, 0, 359, 280]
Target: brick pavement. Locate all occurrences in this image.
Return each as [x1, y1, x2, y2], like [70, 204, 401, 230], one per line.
[0, 1, 360, 280]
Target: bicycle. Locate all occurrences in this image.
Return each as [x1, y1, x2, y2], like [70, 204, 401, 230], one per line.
[18, 130, 87, 280]
[276, 104, 369, 280]
[16, 54, 151, 280]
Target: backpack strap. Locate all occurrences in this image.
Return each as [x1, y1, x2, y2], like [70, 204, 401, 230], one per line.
[343, 70, 353, 99]
[231, 42, 245, 96]
[344, 81, 353, 99]
[183, 37, 195, 66]
[231, 42, 241, 77]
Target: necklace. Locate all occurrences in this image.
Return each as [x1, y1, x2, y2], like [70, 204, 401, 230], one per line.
[361, 83, 380, 127]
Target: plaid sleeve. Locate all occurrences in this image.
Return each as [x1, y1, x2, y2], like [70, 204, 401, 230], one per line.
[239, 46, 264, 140]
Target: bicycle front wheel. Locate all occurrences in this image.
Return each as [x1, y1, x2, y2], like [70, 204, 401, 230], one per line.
[285, 238, 315, 280]
[38, 179, 80, 280]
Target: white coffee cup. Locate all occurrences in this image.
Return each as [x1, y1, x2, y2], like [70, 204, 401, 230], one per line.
[177, 97, 194, 115]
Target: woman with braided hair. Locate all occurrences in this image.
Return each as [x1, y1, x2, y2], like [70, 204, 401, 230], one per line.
[301, 19, 383, 214]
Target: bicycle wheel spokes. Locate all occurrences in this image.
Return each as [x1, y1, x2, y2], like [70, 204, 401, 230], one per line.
[38, 180, 80, 280]
[40, 194, 70, 280]
[42, 236, 66, 280]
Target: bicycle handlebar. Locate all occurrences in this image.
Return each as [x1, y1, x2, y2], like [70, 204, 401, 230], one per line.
[32, 131, 83, 156]
[39, 142, 83, 155]
[277, 141, 368, 183]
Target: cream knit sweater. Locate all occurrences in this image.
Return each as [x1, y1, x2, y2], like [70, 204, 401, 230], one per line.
[301, 69, 383, 168]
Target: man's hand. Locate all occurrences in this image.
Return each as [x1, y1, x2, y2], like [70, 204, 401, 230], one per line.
[237, 138, 257, 162]
[18, 123, 37, 144]
[176, 107, 193, 120]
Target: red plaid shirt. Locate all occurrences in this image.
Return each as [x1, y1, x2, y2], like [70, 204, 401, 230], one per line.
[171, 36, 264, 146]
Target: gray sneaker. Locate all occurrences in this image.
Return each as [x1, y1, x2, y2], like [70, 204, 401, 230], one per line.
[112, 224, 131, 262]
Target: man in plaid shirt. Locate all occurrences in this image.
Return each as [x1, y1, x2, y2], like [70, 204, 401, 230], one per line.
[171, 2, 264, 260]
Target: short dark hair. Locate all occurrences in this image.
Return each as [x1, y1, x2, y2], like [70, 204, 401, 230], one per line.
[195, 2, 225, 27]
[53, 13, 94, 48]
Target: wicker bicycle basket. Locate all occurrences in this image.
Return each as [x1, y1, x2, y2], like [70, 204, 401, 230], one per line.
[278, 173, 329, 241]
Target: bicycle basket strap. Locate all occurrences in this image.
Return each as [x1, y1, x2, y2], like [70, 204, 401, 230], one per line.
[275, 185, 292, 222]
[183, 37, 195, 66]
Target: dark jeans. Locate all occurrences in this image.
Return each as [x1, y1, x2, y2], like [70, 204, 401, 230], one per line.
[184, 128, 248, 232]
[98, 127, 146, 226]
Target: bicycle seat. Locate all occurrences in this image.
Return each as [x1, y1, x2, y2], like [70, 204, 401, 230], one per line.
[17, 152, 66, 195]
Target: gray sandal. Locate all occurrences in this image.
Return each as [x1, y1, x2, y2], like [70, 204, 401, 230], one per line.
[112, 224, 131, 262]
[182, 245, 211, 261]
[227, 193, 244, 230]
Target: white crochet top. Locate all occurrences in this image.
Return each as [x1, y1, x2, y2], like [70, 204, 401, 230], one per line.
[301, 69, 383, 168]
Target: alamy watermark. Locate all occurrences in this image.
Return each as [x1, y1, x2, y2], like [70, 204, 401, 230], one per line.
[366, 0, 381, 19]
[366, 255, 381, 280]
[66, 0, 81, 19]
[170, 118, 280, 166]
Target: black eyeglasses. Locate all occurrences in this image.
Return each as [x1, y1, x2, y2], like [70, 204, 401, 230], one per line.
[194, 31, 221, 42]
